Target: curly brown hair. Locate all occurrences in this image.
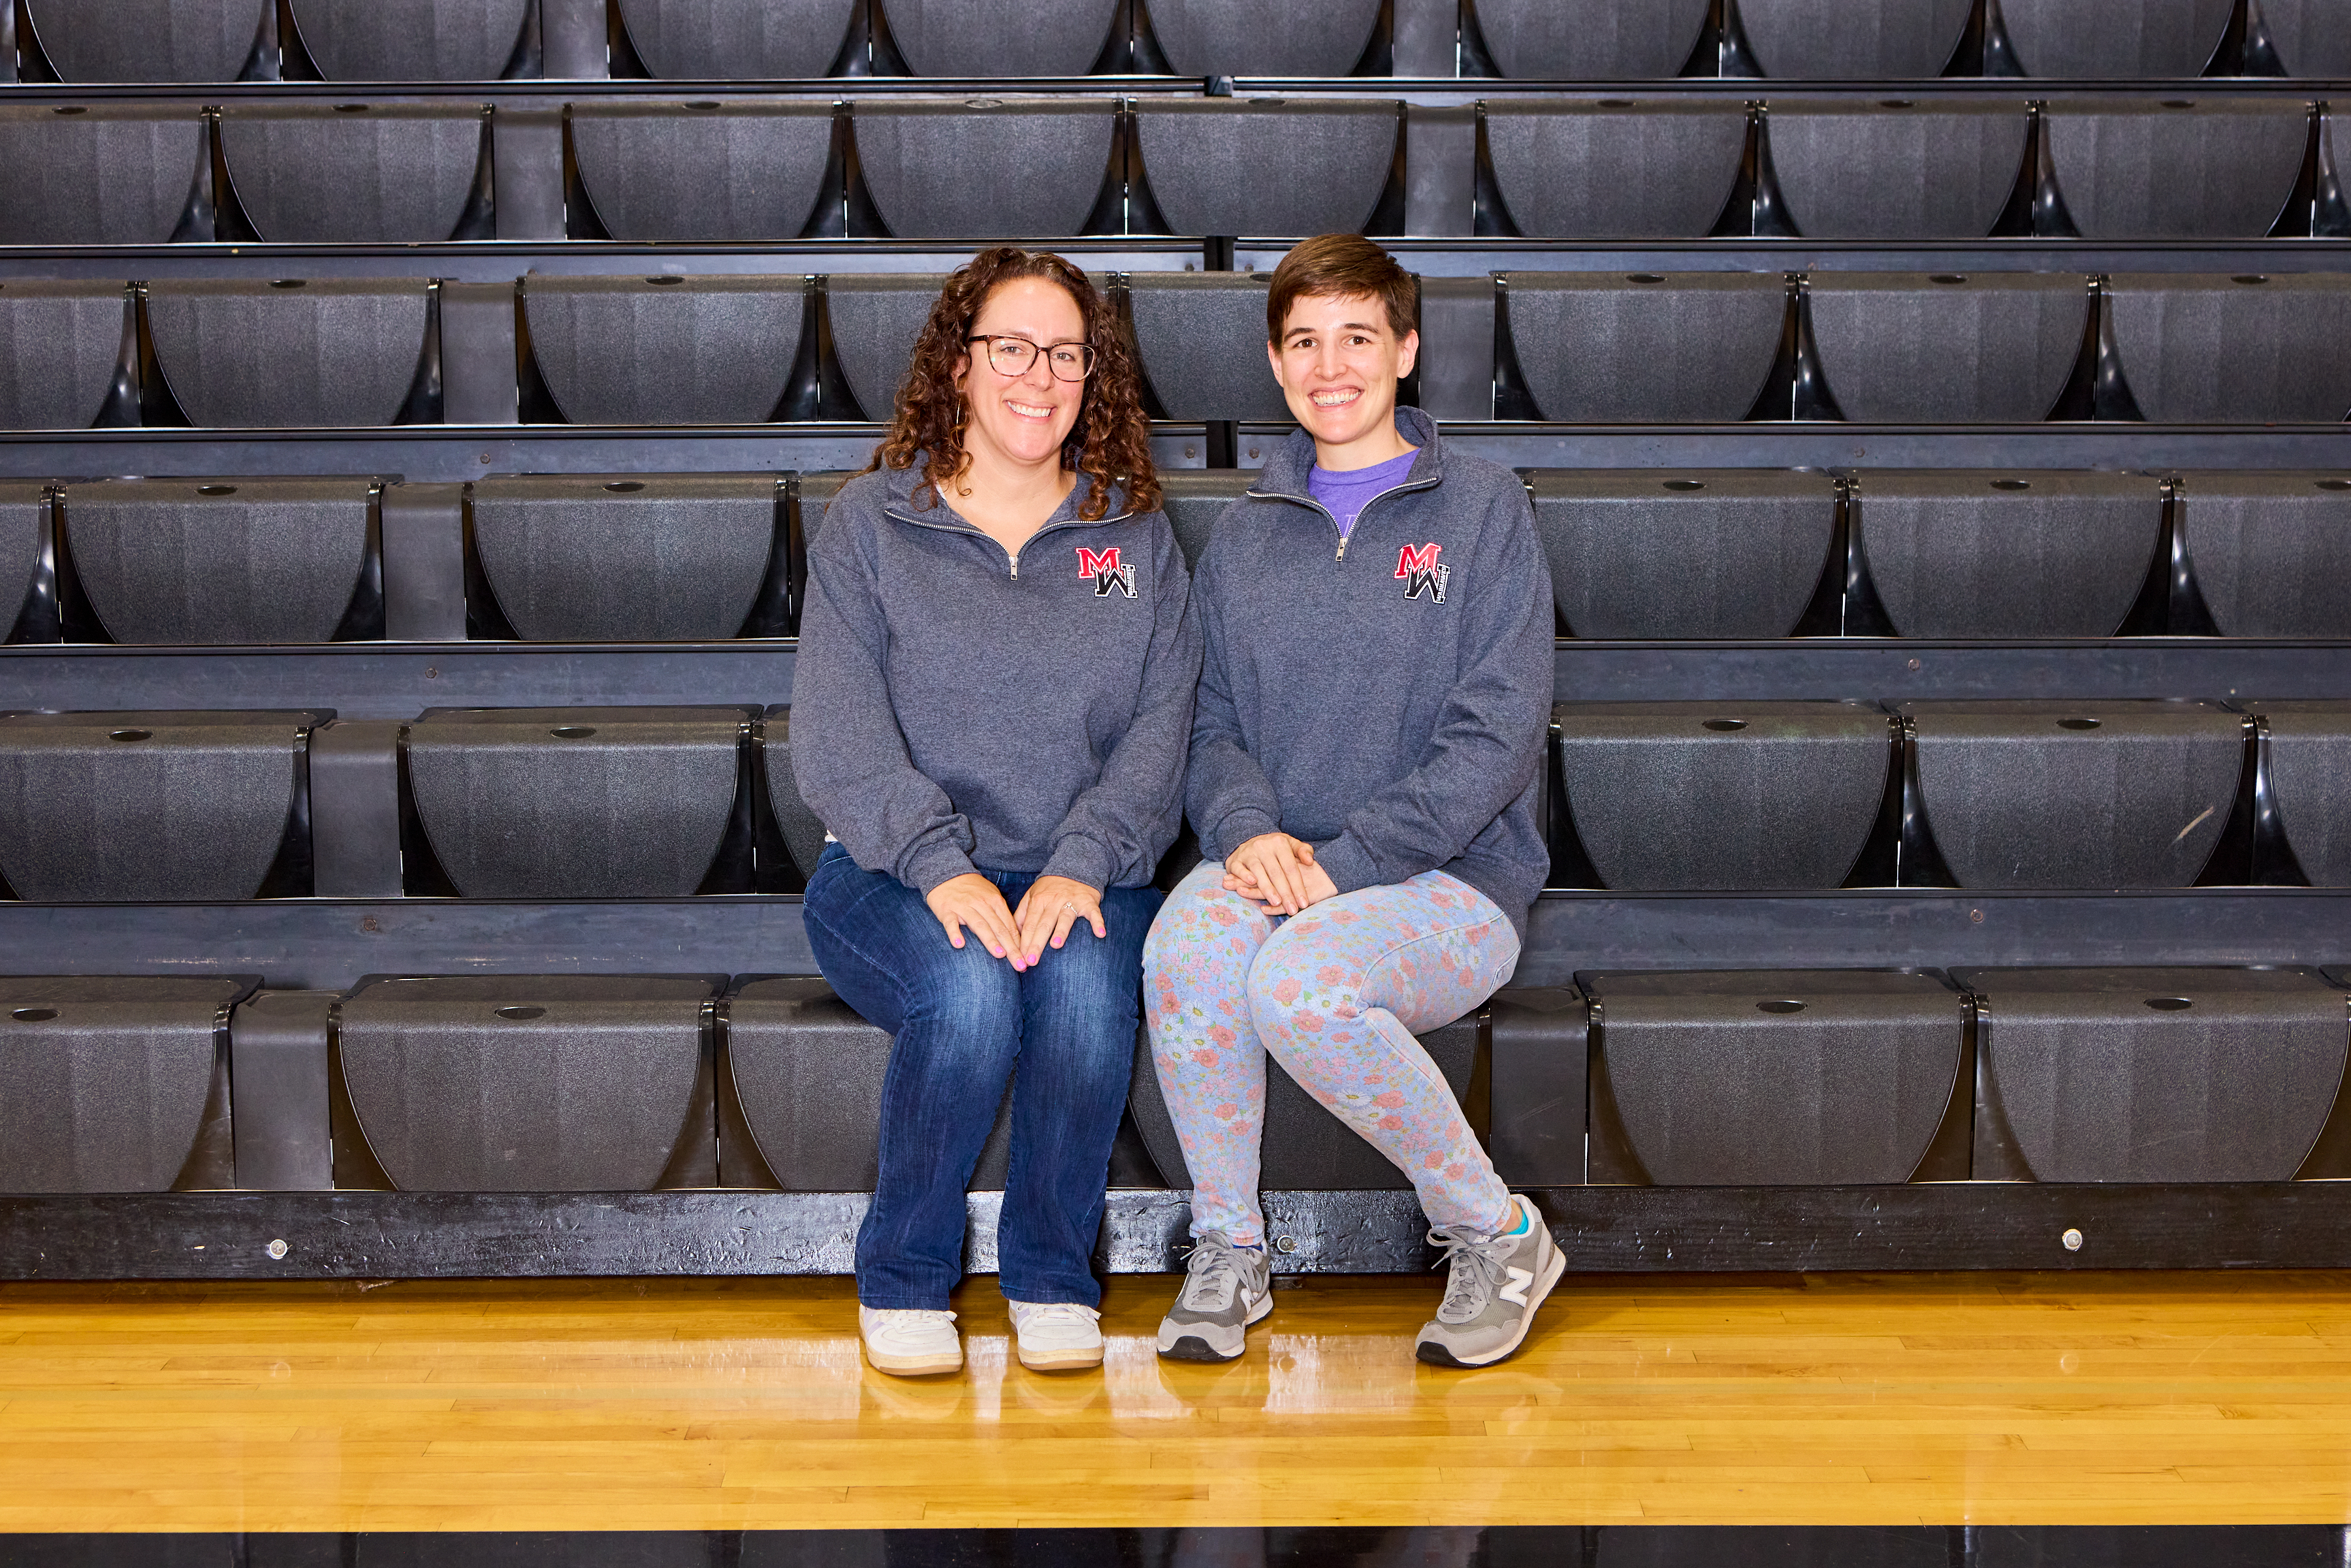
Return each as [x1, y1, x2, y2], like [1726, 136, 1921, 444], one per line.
[867, 247, 1160, 521]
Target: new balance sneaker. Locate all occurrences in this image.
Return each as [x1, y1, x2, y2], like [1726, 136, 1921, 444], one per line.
[1008, 1300, 1104, 1371]
[1413, 1194, 1564, 1368]
[858, 1305, 961, 1377]
[1156, 1232, 1273, 1362]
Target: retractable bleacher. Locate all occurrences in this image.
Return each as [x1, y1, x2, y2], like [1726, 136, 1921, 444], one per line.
[3, 0, 2349, 1283]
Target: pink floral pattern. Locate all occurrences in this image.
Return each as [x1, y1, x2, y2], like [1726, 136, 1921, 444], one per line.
[1142, 862, 1522, 1244]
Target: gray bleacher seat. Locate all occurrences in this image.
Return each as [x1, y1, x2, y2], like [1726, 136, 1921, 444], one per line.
[333, 974, 720, 1191]
[757, 706, 827, 886]
[57, 477, 381, 645]
[1808, 272, 2088, 423]
[0, 281, 131, 431]
[2329, 111, 2350, 236]
[146, 278, 432, 428]
[0, 976, 257, 1193]
[1736, 0, 1975, 76]
[1960, 967, 2350, 1182]
[0, 105, 205, 246]
[1553, 701, 1895, 891]
[854, 98, 1115, 239]
[2240, 701, 2350, 886]
[216, 103, 490, 244]
[1133, 99, 1400, 236]
[1767, 101, 2031, 240]
[2258, 0, 2351, 76]
[1142, 0, 1383, 75]
[1500, 271, 1786, 423]
[1529, 470, 1838, 639]
[1159, 471, 1250, 569]
[724, 976, 1017, 1191]
[467, 474, 790, 641]
[1479, 99, 1746, 240]
[1466, 0, 1710, 78]
[287, 0, 534, 80]
[2105, 273, 2351, 424]
[403, 706, 758, 897]
[568, 102, 833, 243]
[876, 0, 1119, 76]
[1849, 472, 2164, 638]
[0, 709, 327, 901]
[795, 472, 850, 537]
[2173, 472, 2351, 637]
[613, 0, 860, 78]
[522, 274, 803, 426]
[825, 273, 948, 422]
[1994, 0, 2235, 77]
[1899, 699, 2246, 889]
[24, 0, 269, 82]
[2042, 100, 2309, 240]
[0, 485, 44, 641]
[1582, 969, 1966, 1185]
[1125, 272, 1288, 422]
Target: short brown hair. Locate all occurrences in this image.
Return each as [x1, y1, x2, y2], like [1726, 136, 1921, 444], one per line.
[868, 246, 1160, 521]
[1265, 232, 1418, 344]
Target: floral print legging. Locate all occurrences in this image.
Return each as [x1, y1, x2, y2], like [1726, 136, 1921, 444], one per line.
[1142, 860, 1522, 1244]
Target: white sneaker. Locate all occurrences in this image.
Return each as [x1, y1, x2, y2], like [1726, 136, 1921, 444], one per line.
[1007, 1300, 1104, 1371]
[859, 1305, 961, 1377]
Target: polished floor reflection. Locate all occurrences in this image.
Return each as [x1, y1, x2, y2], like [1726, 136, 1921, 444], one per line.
[3, 1530, 2349, 1567]
[3, 1272, 2351, 1528]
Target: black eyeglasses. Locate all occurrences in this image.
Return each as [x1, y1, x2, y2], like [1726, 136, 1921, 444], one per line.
[967, 335, 1096, 381]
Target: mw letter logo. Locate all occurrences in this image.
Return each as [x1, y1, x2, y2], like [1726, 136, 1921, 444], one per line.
[1077, 545, 1137, 598]
[1395, 542, 1450, 603]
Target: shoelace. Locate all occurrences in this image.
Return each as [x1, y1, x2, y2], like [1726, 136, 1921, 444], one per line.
[1017, 1302, 1100, 1330]
[1427, 1227, 1512, 1322]
[1178, 1238, 1247, 1310]
[868, 1307, 955, 1338]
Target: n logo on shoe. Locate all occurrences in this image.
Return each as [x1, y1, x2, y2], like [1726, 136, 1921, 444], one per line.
[1396, 542, 1450, 603]
[1499, 1266, 1534, 1307]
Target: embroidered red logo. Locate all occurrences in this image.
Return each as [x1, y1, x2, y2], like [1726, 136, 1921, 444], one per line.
[1076, 545, 1137, 598]
[1394, 542, 1450, 603]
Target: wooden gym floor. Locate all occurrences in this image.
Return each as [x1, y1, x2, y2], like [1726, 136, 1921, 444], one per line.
[2, 1270, 2348, 1531]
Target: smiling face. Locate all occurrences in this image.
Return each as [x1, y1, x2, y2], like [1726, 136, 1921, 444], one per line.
[1268, 289, 1420, 464]
[952, 275, 1090, 473]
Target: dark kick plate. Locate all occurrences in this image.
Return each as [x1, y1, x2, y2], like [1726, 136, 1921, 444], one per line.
[10, 1185, 2351, 1281]
[3, 1528, 2342, 1566]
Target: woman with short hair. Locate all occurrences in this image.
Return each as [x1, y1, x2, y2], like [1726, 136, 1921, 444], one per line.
[792, 248, 1201, 1378]
[1144, 232, 1559, 1369]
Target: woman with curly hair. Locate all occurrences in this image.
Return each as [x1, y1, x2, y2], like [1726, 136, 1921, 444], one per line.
[791, 248, 1200, 1379]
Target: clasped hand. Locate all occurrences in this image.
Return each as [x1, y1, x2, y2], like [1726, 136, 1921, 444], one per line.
[1224, 831, 1337, 917]
[923, 872, 1106, 969]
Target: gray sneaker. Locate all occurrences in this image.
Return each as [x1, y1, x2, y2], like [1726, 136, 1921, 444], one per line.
[1156, 1232, 1273, 1362]
[1414, 1194, 1565, 1368]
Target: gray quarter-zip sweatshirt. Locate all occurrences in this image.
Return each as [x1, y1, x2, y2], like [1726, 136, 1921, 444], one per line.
[1186, 407, 1554, 939]
[791, 459, 1202, 893]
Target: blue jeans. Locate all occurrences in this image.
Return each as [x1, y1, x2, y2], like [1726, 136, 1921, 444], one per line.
[801, 842, 1161, 1311]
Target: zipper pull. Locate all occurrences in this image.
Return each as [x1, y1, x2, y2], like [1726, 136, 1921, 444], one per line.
[1336, 537, 1348, 561]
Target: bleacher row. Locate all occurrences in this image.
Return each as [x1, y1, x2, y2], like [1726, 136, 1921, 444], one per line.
[0, 694, 2341, 900]
[8, 468, 2351, 645]
[10, 964, 2351, 1199]
[0, 270, 2348, 431]
[2, 0, 2348, 1276]
[12, 0, 2351, 82]
[2, 94, 2346, 244]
